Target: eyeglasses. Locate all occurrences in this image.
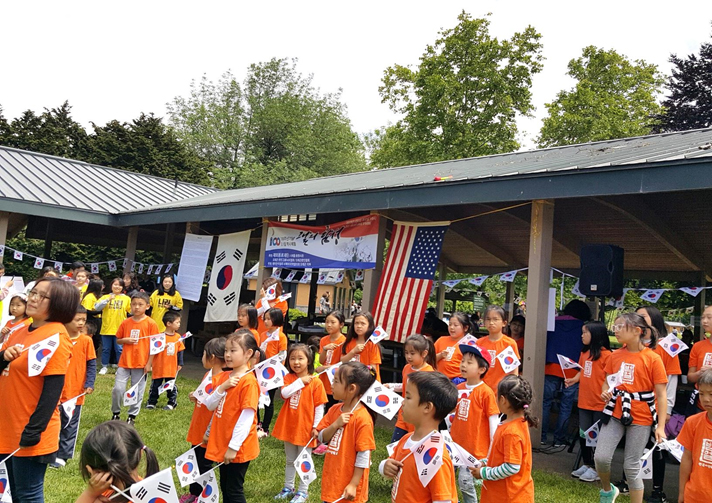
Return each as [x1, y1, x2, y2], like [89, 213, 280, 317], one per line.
[28, 290, 51, 302]
[611, 324, 626, 332]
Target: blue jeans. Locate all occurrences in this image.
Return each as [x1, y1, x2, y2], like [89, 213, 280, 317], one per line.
[541, 374, 578, 443]
[101, 335, 122, 366]
[2, 455, 48, 503]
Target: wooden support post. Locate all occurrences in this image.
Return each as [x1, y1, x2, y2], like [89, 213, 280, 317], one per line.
[308, 269, 319, 321]
[362, 214, 386, 312]
[255, 217, 275, 304]
[694, 273, 707, 342]
[162, 223, 176, 263]
[123, 227, 139, 274]
[505, 281, 516, 319]
[522, 200, 554, 448]
[436, 262, 446, 318]
[0, 211, 10, 247]
[43, 220, 53, 259]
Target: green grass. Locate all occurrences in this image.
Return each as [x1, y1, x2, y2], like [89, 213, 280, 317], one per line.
[46, 372, 609, 502]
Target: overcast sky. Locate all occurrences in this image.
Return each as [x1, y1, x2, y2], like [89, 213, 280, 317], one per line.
[1, 1, 710, 149]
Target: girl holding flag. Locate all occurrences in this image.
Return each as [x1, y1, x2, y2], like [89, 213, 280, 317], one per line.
[0, 277, 78, 502]
[258, 307, 288, 436]
[256, 278, 288, 335]
[316, 310, 346, 411]
[435, 312, 472, 381]
[339, 312, 381, 381]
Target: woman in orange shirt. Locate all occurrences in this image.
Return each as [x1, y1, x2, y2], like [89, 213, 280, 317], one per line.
[435, 312, 473, 381]
[204, 329, 260, 503]
[256, 278, 288, 335]
[237, 304, 260, 342]
[272, 344, 327, 503]
[472, 375, 537, 503]
[339, 312, 381, 381]
[0, 277, 78, 502]
[258, 308, 288, 436]
[316, 310, 346, 411]
[564, 321, 611, 482]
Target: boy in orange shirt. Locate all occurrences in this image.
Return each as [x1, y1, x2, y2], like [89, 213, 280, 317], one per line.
[678, 368, 712, 503]
[451, 344, 499, 503]
[381, 371, 458, 503]
[146, 311, 184, 411]
[111, 292, 158, 424]
[53, 306, 96, 468]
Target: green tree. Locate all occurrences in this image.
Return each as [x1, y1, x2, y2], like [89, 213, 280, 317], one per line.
[167, 58, 368, 189]
[537, 46, 664, 147]
[369, 12, 543, 168]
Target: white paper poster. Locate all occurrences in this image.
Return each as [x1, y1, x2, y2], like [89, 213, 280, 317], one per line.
[204, 230, 251, 322]
[547, 288, 556, 332]
[176, 234, 214, 302]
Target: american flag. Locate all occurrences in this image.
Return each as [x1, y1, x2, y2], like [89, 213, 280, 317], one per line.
[372, 221, 448, 342]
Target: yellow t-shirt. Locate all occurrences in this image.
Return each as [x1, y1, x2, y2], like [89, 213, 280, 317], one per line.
[77, 284, 88, 295]
[81, 292, 100, 318]
[149, 291, 183, 331]
[96, 294, 131, 335]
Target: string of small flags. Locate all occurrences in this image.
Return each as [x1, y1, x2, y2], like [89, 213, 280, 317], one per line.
[245, 267, 366, 285]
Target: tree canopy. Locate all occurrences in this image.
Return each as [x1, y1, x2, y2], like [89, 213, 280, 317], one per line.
[167, 58, 368, 189]
[537, 46, 664, 148]
[368, 12, 544, 168]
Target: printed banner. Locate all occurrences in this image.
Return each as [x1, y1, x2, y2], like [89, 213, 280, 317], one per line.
[176, 233, 214, 302]
[264, 215, 380, 269]
[204, 230, 251, 322]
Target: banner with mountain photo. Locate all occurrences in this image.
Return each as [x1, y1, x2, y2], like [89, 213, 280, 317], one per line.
[204, 230, 251, 322]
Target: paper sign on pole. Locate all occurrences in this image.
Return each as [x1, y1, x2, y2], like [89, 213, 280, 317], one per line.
[176, 234, 214, 302]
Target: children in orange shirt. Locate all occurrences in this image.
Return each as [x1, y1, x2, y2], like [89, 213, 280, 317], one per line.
[435, 312, 473, 380]
[476, 305, 519, 391]
[381, 371, 458, 503]
[688, 305, 712, 406]
[451, 344, 499, 503]
[472, 375, 537, 503]
[273, 343, 328, 503]
[54, 306, 96, 468]
[594, 313, 667, 503]
[340, 312, 381, 381]
[387, 334, 436, 442]
[256, 278, 288, 335]
[146, 311, 184, 410]
[563, 321, 611, 483]
[184, 337, 227, 501]
[678, 368, 712, 503]
[316, 310, 346, 411]
[111, 292, 158, 424]
[317, 362, 377, 503]
[0, 293, 29, 345]
[258, 307, 288, 436]
[204, 329, 260, 503]
[237, 303, 260, 342]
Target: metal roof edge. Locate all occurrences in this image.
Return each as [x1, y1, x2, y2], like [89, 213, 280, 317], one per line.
[0, 198, 115, 226]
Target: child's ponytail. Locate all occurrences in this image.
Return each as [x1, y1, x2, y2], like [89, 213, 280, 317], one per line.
[404, 333, 436, 369]
[339, 361, 377, 424]
[497, 375, 540, 428]
[141, 445, 160, 477]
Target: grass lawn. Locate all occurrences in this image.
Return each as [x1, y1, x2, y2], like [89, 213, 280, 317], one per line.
[45, 372, 609, 502]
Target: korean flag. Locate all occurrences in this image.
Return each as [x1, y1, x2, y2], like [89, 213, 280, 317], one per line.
[658, 333, 688, 358]
[293, 446, 317, 486]
[196, 470, 219, 503]
[361, 381, 403, 420]
[193, 372, 215, 405]
[0, 460, 11, 503]
[175, 448, 200, 487]
[124, 375, 146, 406]
[584, 421, 600, 447]
[150, 334, 166, 355]
[28, 333, 60, 377]
[638, 448, 654, 479]
[158, 379, 176, 395]
[129, 468, 179, 503]
[368, 326, 389, 345]
[496, 346, 520, 374]
[413, 432, 445, 487]
[255, 357, 288, 391]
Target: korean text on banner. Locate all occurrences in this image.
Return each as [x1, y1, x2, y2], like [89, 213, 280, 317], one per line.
[176, 234, 214, 302]
[264, 215, 380, 270]
[204, 230, 251, 322]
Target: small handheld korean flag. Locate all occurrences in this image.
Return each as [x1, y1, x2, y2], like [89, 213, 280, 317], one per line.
[0, 460, 12, 503]
[255, 357, 288, 391]
[441, 431, 480, 469]
[326, 362, 342, 386]
[124, 375, 145, 406]
[193, 373, 215, 405]
[293, 446, 317, 486]
[150, 333, 166, 355]
[159, 379, 176, 395]
[641, 289, 665, 303]
[661, 439, 684, 463]
[557, 354, 582, 375]
[499, 270, 517, 282]
[175, 448, 200, 487]
[33, 257, 44, 269]
[414, 432, 445, 487]
[458, 334, 479, 348]
[658, 333, 689, 358]
[496, 346, 520, 374]
[265, 284, 277, 300]
[444, 412, 455, 429]
[607, 368, 623, 392]
[61, 395, 82, 426]
[196, 470, 219, 503]
[129, 467, 179, 503]
[638, 448, 654, 479]
[386, 440, 399, 457]
[584, 421, 600, 447]
[361, 381, 402, 420]
[180, 331, 193, 342]
[277, 292, 292, 303]
[368, 326, 389, 345]
[28, 333, 60, 377]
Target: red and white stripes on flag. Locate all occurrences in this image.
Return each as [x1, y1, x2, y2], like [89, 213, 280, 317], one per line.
[372, 221, 449, 343]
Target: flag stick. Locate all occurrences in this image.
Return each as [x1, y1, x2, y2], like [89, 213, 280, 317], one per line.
[0, 448, 20, 465]
[61, 392, 87, 405]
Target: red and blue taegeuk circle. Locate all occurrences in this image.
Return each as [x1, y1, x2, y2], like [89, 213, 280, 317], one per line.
[504, 356, 514, 365]
[205, 384, 214, 394]
[670, 343, 680, 352]
[181, 462, 194, 474]
[0, 478, 7, 493]
[423, 447, 438, 464]
[375, 394, 390, 407]
[217, 265, 233, 290]
[300, 461, 312, 473]
[201, 485, 213, 497]
[262, 367, 276, 379]
[36, 348, 51, 361]
[149, 498, 167, 503]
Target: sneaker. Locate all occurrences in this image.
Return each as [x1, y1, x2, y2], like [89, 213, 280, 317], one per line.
[145, 404, 156, 410]
[99, 366, 108, 375]
[112, 413, 121, 421]
[647, 490, 668, 503]
[614, 479, 629, 494]
[599, 483, 619, 503]
[553, 440, 568, 448]
[178, 495, 197, 503]
[313, 443, 328, 456]
[274, 488, 294, 500]
[258, 428, 269, 439]
[127, 415, 136, 426]
[163, 404, 175, 410]
[290, 492, 308, 503]
[49, 458, 66, 469]
[571, 464, 590, 478]
[579, 467, 600, 482]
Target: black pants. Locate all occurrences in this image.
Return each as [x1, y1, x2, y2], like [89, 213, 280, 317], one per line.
[189, 445, 214, 497]
[219, 460, 250, 503]
[148, 377, 178, 407]
[258, 388, 277, 432]
[57, 404, 82, 460]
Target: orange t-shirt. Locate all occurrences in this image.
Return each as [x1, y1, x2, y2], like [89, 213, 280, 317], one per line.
[260, 329, 288, 359]
[151, 332, 185, 379]
[116, 316, 157, 369]
[480, 418, 534, 503]
[341, 338, 382, 382]
[689, 339, 712, 373]
[604, 347, 667, 426]
[0, 323, 73, 456]
[577, 349, 611, 411]
[318, 404, 376, 503]
[249, 328, 260, 343]
[476, 335, 520, 391]
[273, 373, 328, 447]
[677, 411, 712, 503]
[389, 433, 458, 503]
[1, 318, 31, 344]
[206, 371, 260, 464]
[652, 343, 682, 376]
[61, 335, 96, 405]
[257, 298, 288, 334]
[318, 333, 346, 395]
[394, 363, 434, 432]
[186, 370, 227, 446]
[434, 335, 464, 379]
[451, 381, 500, 459]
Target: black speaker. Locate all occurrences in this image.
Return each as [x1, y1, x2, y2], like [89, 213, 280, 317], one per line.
[579, 245, 624, 297]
